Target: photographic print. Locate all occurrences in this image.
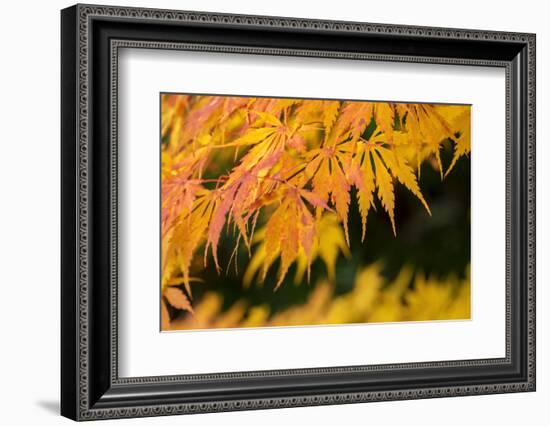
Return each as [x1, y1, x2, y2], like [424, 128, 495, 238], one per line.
[160, 94, 471, 331]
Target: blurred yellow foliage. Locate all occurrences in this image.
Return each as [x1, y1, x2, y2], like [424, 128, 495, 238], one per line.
[165, 264, 470, 330]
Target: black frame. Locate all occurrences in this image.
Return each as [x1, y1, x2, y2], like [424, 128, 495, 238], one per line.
[61, 4, 536, 421]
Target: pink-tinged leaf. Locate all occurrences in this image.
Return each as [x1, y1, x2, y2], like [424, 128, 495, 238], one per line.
[346, 161, 363, 190]
[205, 183, 238, 271]
[287, 134, 306, 152]
[299, 188, 333, 211]
[230, 173, 258, 247]
[164, 287, 194, 313]
[253, 150, 283, 172]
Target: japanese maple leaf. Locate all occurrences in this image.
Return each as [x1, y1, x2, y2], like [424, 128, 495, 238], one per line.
[304, 145, 353, 244]
[261, 186, 329, 289]
[347, 137, 431, 239]
[395, 104, 457, 178]
[327, 101, 374, 146]
[162, 191, 216, 297]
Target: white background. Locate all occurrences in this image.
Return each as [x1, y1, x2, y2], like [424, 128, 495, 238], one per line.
[0, 0, 547, 425]
[119, 49, 505, 377]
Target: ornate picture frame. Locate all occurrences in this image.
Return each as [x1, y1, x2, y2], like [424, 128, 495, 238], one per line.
[61, 3, 535, 420]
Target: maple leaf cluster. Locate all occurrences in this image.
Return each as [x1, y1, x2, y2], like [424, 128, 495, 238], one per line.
[160, 94, 470, 317]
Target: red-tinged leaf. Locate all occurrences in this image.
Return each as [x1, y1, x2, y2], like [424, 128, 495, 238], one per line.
[163, 194, 214, 297]
[287, 134, 306, 152]
[205, 183, 239, 271]
[374, 102, 395, 142]
[298, 188, 332, 211]
[164, 287, 194, 313]
[253, 150, 283, 172]
[230, 175, 257, 246]
[349, 103, 373, 143]
[161, 177, 202, 237]
[329, 102, 373, 145]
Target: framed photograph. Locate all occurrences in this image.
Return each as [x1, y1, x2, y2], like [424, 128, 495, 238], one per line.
[61, 3, 536, 421]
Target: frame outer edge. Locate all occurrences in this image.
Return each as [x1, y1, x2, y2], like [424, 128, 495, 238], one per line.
[61, 4, 80, 422]
[66, 4, 536, 421]
[527, 33, 536, 390]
